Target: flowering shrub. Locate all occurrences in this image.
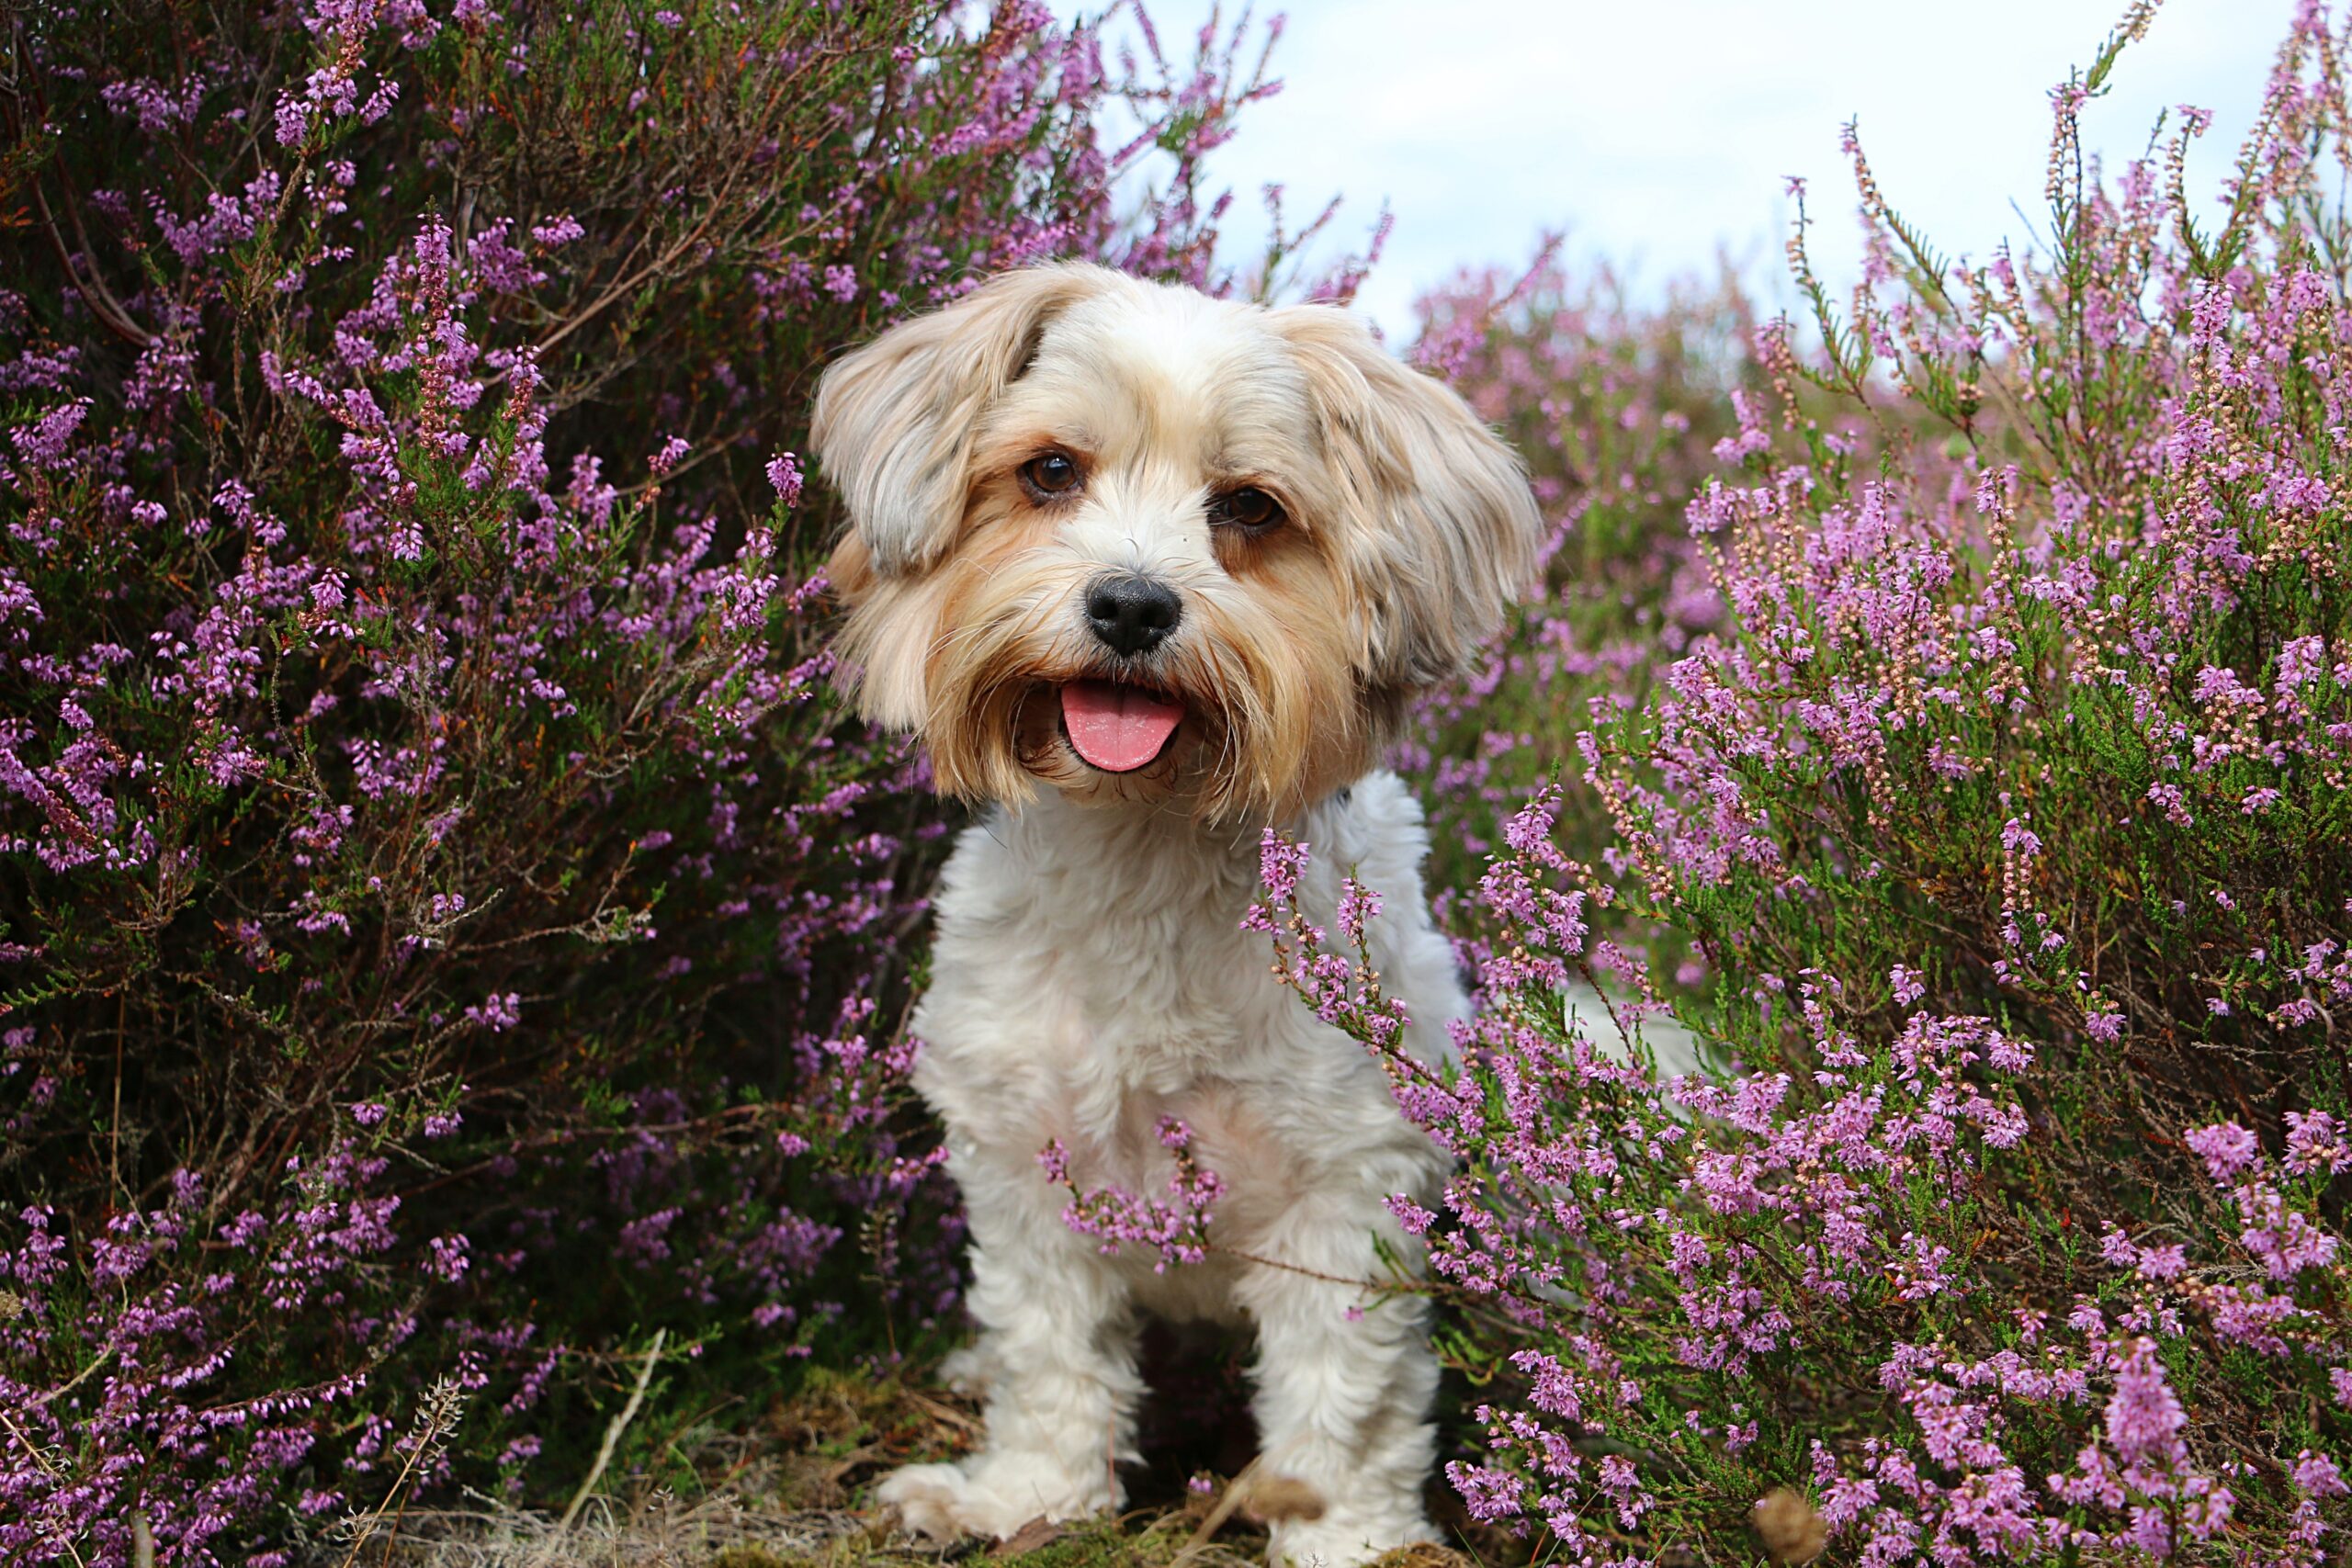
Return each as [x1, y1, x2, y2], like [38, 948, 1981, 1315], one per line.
[1400, 256, 1754, 897]
[0, 1, 1333, 1559]
[1311, 5, 2352, 1563]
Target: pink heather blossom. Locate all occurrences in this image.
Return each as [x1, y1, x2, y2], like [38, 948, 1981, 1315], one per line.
[2185, 1121, 2261, 1180]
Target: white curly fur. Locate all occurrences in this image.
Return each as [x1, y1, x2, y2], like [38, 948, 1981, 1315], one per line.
[876, 780, 1462, 1564]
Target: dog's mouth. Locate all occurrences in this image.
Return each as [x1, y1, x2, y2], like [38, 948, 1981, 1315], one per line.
[1057, 680, 1185, 773]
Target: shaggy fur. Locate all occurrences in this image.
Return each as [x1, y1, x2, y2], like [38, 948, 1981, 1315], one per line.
[812, 264, 1544, 1566]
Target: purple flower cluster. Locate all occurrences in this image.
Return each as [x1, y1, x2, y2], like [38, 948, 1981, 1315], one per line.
[1240, 829, 1418, 1057]
[1040, 1116, 1227, 1273]
[2, 1157, 390, 1565]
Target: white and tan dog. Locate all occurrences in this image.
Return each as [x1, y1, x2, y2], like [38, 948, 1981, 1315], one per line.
[812, 264, 1542, 1567]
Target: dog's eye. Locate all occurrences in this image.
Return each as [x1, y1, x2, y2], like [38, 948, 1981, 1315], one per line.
[1210, 486, 1284, 535]
[1020, 451, 1082, 500]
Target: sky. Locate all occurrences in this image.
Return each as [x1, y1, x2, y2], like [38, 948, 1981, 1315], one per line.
[1083, 0, 2296, 338]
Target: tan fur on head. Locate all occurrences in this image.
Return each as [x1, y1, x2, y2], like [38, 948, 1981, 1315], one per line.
[814, 262, 1544, 822]
[812, 267, 1107, 574]
[1267, 307, 1544, 690]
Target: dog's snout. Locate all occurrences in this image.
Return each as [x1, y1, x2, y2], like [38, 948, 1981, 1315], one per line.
[1083, 575, 1182, 657]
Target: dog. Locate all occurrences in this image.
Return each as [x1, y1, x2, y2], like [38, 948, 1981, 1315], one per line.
[811, 263, 1543, 1566]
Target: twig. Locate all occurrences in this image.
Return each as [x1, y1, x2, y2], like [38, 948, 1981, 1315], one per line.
[1204, 1243, 1431, 1295]
[30, 1339, 116, 1408]
[900, 1388, 981, 1435]
[333, 1380, 465, 1568]
[1168, 1454, 1262, 1568]
[110, 988, 126, 1201]
[0, 26, 155, 352]
[550, 1327, 667, 1542]
[0, 1407, 89, 1568]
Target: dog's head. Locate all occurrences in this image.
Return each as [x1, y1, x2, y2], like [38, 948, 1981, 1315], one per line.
[812, 263, 1542, 821]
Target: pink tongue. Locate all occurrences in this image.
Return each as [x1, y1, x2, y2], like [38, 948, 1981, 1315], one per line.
[1060, 681, 1185, 773]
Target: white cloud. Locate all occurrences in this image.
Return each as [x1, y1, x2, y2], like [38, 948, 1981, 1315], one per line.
[1080, 0, 2293, 336]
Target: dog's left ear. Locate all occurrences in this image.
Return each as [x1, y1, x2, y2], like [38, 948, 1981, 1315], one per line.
[813, 265, 1108, 577]
[1272, 307, 1544, 689]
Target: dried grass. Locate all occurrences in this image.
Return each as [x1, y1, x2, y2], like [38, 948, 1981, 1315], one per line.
[315, 1371, 1497, 1568]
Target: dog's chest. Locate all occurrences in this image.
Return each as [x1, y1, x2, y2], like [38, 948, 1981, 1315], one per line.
[910, 781, 1459, 1222]
[914, 800, 1396, 1149]
[923, 827, 1292, 1087]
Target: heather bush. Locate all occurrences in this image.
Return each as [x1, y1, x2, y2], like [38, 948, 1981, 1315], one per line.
[1287, 6, 2352, 1562]
[0, 2, 1339, 1560]
[1402, 256, 1755, 895]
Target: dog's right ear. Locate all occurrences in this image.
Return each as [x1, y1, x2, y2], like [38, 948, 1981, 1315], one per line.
[812, 265, 1103, 577]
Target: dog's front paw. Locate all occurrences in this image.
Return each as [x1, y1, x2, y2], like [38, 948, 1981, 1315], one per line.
[876, 1462, 978, 1540]
[877, 1452, 1114, 1542]
[875, 1466, 983, 1541]
[1265, 1508, 1438, 1568]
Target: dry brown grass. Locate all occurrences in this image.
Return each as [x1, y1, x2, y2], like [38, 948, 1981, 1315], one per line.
[321, 1371, 1199, 1568]
[320, 1367, 1511, 1568]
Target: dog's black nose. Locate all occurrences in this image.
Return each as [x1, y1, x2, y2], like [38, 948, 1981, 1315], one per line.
[1083, 575, 1182, 657]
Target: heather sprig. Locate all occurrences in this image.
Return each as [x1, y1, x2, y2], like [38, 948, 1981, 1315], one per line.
[1242, 829, 1422, 1067]
[1040, 1116, 1227, 1273]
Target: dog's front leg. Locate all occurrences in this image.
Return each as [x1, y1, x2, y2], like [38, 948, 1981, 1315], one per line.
[880, 1157, 1143, 1540]
[1238, 1200, 1440, 1568]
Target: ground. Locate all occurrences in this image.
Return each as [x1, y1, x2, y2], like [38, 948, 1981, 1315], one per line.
[345, 1346, 1513, 1568]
